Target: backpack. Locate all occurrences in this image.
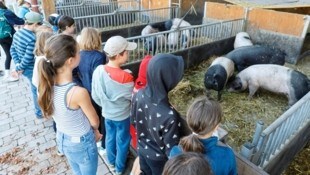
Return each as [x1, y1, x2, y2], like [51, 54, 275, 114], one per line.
[0, 10, 12, 39]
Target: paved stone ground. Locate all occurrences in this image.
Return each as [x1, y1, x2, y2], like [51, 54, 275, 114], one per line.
[0, 54, 112, 175]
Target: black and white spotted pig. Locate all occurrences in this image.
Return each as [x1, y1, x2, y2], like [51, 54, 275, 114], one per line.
[227, 64, 310, 106]
[226, 45, 286, 72]
[234, 32, 253, 49]
[204, 57, 235, 101]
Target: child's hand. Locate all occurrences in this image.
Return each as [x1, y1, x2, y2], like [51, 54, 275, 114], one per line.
[94, 129, 103, 142]
[11, 70, 19, 78]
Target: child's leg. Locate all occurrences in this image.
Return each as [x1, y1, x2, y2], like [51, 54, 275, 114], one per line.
[138, 153, 152, 175]
[115, 118, 131, 173]
[105, 119, 117, 166]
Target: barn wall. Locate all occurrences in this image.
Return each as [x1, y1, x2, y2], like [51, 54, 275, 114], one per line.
[141, 0, 169, 9]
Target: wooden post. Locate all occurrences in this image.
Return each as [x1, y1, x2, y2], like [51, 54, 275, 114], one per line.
[41, 0, 55, 21]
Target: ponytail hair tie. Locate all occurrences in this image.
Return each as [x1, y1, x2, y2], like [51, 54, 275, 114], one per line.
[192, 132, 198, 136]
[43, 56, 50, 63]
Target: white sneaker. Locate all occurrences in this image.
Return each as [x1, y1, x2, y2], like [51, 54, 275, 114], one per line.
[98, 147, 107, 156]
[3, 76, 19, 82]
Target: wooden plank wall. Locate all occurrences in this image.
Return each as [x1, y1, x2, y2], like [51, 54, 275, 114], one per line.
[205, 2, 245, 20]
[141, 0, 169, 9]
[248, 9, 305, 37]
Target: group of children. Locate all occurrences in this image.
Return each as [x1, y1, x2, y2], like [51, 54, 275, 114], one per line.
[0, 1, 238, 174]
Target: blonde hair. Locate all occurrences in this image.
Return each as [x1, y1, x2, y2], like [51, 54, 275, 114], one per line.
[79, 27, 102, 51]
[17, 0, 29, 6]
[34, 31, 53, 56]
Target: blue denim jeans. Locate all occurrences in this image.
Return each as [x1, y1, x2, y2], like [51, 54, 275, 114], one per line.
[105, 118, 131, 173]
[23, 69, 42, 118]
[56, 129, 98, 175]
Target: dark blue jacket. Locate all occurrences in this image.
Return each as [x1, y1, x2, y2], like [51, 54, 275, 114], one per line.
[77, 50, 106, 93]
[0, 8, 24, 36]
[170, 137, 237, 175]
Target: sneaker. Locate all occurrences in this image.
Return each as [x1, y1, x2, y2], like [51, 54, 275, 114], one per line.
[3, 76, 19, 82]
[98, 147, 106, 157]
[107, 164, 115, 171]
[96, 141, 102, 148]
[57, 150, 64, 156]
[115, 172, 122, 175]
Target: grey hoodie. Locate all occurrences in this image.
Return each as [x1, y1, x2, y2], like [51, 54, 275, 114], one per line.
[92, 65, 134, 121]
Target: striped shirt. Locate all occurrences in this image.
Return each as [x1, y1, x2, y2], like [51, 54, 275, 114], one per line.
[53, 83, 91, 137]
[10, 28, 36, 71]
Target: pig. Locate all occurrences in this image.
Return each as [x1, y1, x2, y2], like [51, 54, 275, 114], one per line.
[141, 25, 159, 37]
[204, 57, 235, 101]
[144, 34, 167, 55]
[226, 45, 286, 72]
[227, 64, 310, 106]
[234, 32, 253, 49]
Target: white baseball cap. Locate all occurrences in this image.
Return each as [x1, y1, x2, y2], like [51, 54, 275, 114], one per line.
[104, 36, 137, 57]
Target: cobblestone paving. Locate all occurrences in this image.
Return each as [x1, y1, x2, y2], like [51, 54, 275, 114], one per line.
[0, 56, 111, 175]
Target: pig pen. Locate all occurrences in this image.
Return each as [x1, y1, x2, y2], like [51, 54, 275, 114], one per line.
[115, 14, 309, 175]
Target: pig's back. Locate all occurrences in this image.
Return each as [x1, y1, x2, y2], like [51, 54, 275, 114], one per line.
[240, 64, 291, 94]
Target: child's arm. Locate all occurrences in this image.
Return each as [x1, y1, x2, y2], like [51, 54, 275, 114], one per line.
[163, 118, 181, 157]
[71, 87, 102, 141]
[91, 66, 103, 106]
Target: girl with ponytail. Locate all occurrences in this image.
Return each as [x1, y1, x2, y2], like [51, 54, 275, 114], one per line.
[169, 96, 237, 175]
[38, 34, 102, 175]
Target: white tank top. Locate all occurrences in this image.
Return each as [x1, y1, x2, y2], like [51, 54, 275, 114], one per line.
[53, 82, 91, 137]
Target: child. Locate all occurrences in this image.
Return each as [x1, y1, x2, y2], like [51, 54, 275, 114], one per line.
[37, 34, 102, 175]
[0, 1, 24, 82]
[163, 152, 213, 175]
[131, 53, 153, 149]
[32, 31, 53, 89]
[92, 35, 136, 175]
[57, 15, 75, 36]
[169, 96, 237, 175]
[10, 11, 43, 118]
[130, 53, 184, 175]
[78, 27, 107, 155]
[47, 13, 59, 33]
[17, 0, 31, 19]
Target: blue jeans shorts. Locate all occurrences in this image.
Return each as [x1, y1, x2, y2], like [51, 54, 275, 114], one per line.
[56, 129, 98, 175]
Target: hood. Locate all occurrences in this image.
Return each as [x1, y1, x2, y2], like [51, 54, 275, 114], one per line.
[145, 53, 184, 103]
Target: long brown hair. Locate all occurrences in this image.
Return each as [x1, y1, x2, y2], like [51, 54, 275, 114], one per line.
[180, 96, 222, 153]
[38, 34, 78, 117]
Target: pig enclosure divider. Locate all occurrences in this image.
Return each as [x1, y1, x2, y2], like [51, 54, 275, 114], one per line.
[73, 6, 180, 33]
[241, 92, 310, 174]
[101, 18, 245, 63]
[56, 0, 140, 18]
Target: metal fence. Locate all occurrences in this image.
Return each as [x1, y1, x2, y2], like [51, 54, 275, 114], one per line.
[55, 0, 107, 8]
[74, 6, 180, 33]
[56, 0, 140, 17]
[101, 19, 245, 63]
[241, 92, 310, 168]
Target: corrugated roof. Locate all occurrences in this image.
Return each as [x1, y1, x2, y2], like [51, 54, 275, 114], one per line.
[224, 0, 310, 8]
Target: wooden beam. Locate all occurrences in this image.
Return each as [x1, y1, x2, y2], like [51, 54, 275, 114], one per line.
[41, 0, 55, 21]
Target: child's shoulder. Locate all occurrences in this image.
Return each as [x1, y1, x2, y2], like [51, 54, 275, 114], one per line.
[215, 141, 235, 154]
